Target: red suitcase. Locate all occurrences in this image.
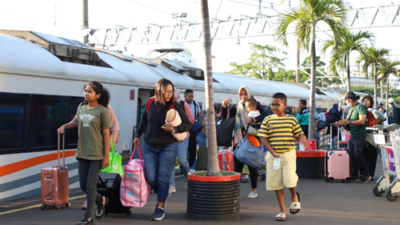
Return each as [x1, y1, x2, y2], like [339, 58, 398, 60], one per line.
[325, 150, 350, 183]
[218, 150, 234, 171]
[41, 134, 70, 210]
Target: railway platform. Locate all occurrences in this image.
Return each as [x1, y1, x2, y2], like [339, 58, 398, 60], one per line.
[0, 161, 399, 225]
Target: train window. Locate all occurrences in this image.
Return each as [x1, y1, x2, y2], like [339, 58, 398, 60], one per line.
[65, 97, 83, 148]
[29, 95, 69, 149]
[0, 93, 28, 152]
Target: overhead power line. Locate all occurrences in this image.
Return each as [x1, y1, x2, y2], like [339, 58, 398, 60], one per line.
[125, 0, 170, 15]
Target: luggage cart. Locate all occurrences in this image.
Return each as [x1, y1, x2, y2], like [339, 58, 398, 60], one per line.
[367, 124, 400, 201]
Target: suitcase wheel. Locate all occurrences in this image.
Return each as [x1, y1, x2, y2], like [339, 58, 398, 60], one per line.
[66, 203, 71, 207]
[329, 178, 334, 183]
[57, 205, 61, 210]
[126, 210, 132, 216]
[41, 205, 46, 210]
[346, 179, 350, 183]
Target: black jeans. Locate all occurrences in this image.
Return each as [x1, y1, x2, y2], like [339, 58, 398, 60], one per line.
[188, 132, 197, 168]
[78, 158, 103, 218]
[348, 136, 370, 178]
[364, 143, 378, 177]
[300, 125, 309, 139]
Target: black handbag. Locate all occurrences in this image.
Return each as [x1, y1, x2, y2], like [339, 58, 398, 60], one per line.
[216, 104, 236, 147]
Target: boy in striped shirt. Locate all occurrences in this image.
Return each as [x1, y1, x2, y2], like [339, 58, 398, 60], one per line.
[259, 92, 308, 222]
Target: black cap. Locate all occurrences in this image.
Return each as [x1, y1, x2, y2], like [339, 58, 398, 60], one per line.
[344, 91, 359, 100]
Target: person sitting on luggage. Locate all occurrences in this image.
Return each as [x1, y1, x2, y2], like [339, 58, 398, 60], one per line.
[259, 92, 308, 222]
[336, 91, 371, 183]
[245, 97, 261, 147]
[133, 79, 192, 221]
[58, 81, 111, 225]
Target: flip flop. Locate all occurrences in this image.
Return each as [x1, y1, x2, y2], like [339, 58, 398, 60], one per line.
[275, 213, 286, 222]
[290, 192, 301, 214]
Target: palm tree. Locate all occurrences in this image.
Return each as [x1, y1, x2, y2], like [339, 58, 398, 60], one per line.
[378, 60, 400, 109]
[200, 0, 220, 176]
[357, 47, 390, 109]
[276, 0, 347, 139]
[322, 29, 374, 91]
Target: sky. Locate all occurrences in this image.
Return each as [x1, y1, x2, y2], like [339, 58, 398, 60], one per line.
[1, 0, 400, 74]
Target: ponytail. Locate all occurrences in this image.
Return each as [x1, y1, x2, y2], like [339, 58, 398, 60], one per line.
[99, 88, 110, 108]
[84, 81, 110, 108]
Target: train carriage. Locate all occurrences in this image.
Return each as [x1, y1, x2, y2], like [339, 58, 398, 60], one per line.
[0, 31, 338, 202]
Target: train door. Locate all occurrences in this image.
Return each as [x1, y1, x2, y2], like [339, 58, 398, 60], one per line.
[133, 88, 152, 158]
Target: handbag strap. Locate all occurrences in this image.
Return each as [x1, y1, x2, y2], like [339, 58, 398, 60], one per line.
[130, 145, 144, 162]
[110, 141, 115, 154]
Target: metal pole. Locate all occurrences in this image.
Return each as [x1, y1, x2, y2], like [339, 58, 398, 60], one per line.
[83, 0, 89, 44]
[54, 4, 56, 25]
[259, 0, 261, 14]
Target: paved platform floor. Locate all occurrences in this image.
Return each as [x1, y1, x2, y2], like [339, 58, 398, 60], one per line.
[1, 160, 399, 225]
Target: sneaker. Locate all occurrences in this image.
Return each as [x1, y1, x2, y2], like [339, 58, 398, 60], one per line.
[189, 169, 195, 173]
[240, 175, 249, 183]
[169, 185, 176, 193]
[95, 196, 108, 219]
[151, 207, 165, 221]
[77, 217, 94, 225]
[247, 191, 258, 199]
[359, 176, 371, 183]
[81, 200, 87, 210]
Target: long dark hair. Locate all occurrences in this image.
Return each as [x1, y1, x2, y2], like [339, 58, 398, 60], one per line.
[154, 79, 175, 108]
[84, 81, 110, 108]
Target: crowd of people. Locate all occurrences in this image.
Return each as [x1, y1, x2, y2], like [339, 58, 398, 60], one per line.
[56, 78, 396, 224]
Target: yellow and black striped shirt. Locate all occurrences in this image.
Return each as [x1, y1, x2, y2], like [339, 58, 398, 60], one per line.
[258, 115, 303, 154]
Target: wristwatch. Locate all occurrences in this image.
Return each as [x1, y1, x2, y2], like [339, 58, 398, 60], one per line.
[172, 128, 176, 134]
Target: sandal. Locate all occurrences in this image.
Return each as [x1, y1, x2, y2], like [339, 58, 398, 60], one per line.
[290, 193, 301, 214]
[275, 213, 286, 222]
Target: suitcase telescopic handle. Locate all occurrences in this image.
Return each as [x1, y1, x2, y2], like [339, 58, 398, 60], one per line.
[58, 133, 66, 170]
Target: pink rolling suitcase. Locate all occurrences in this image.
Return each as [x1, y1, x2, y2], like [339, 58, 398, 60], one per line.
[325, 150, 350, 183]
[41, 134, 70, 209]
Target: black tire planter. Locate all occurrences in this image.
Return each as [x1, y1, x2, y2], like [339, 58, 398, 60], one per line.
[187, 171, 241, 220]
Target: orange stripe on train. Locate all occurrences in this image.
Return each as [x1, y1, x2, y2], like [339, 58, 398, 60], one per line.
[0, 150, 76, 177]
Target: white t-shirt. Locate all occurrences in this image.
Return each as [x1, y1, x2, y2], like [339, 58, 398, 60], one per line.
[248, 110, 260, 118]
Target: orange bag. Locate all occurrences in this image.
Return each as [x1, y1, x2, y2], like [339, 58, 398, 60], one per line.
[247, 134, 260, 147]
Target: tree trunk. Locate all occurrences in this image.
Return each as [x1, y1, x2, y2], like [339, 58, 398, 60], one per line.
[347, 54, 351, 91]
[374, 64, 378, 110]
[308, 25, 316, 140]
[201, 0, 220, 176]
[386, 79, 389, 111]
[380, 80, 384, 103]
[296, 42, 300, 83]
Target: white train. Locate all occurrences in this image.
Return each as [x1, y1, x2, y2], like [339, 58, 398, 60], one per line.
[0, 30, 346, 202]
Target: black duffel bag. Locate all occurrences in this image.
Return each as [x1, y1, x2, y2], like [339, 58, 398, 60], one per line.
[216, 104, 235, 147]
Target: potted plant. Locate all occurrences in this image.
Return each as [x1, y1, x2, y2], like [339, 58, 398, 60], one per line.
[187, 0, 241, 220]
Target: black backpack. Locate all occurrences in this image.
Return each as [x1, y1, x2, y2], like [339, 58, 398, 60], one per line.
[180, 100, 186, 113]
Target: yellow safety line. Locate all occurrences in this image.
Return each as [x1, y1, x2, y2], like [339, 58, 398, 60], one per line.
[0, 195, 86, 216]
[0, 175, 184, 216]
